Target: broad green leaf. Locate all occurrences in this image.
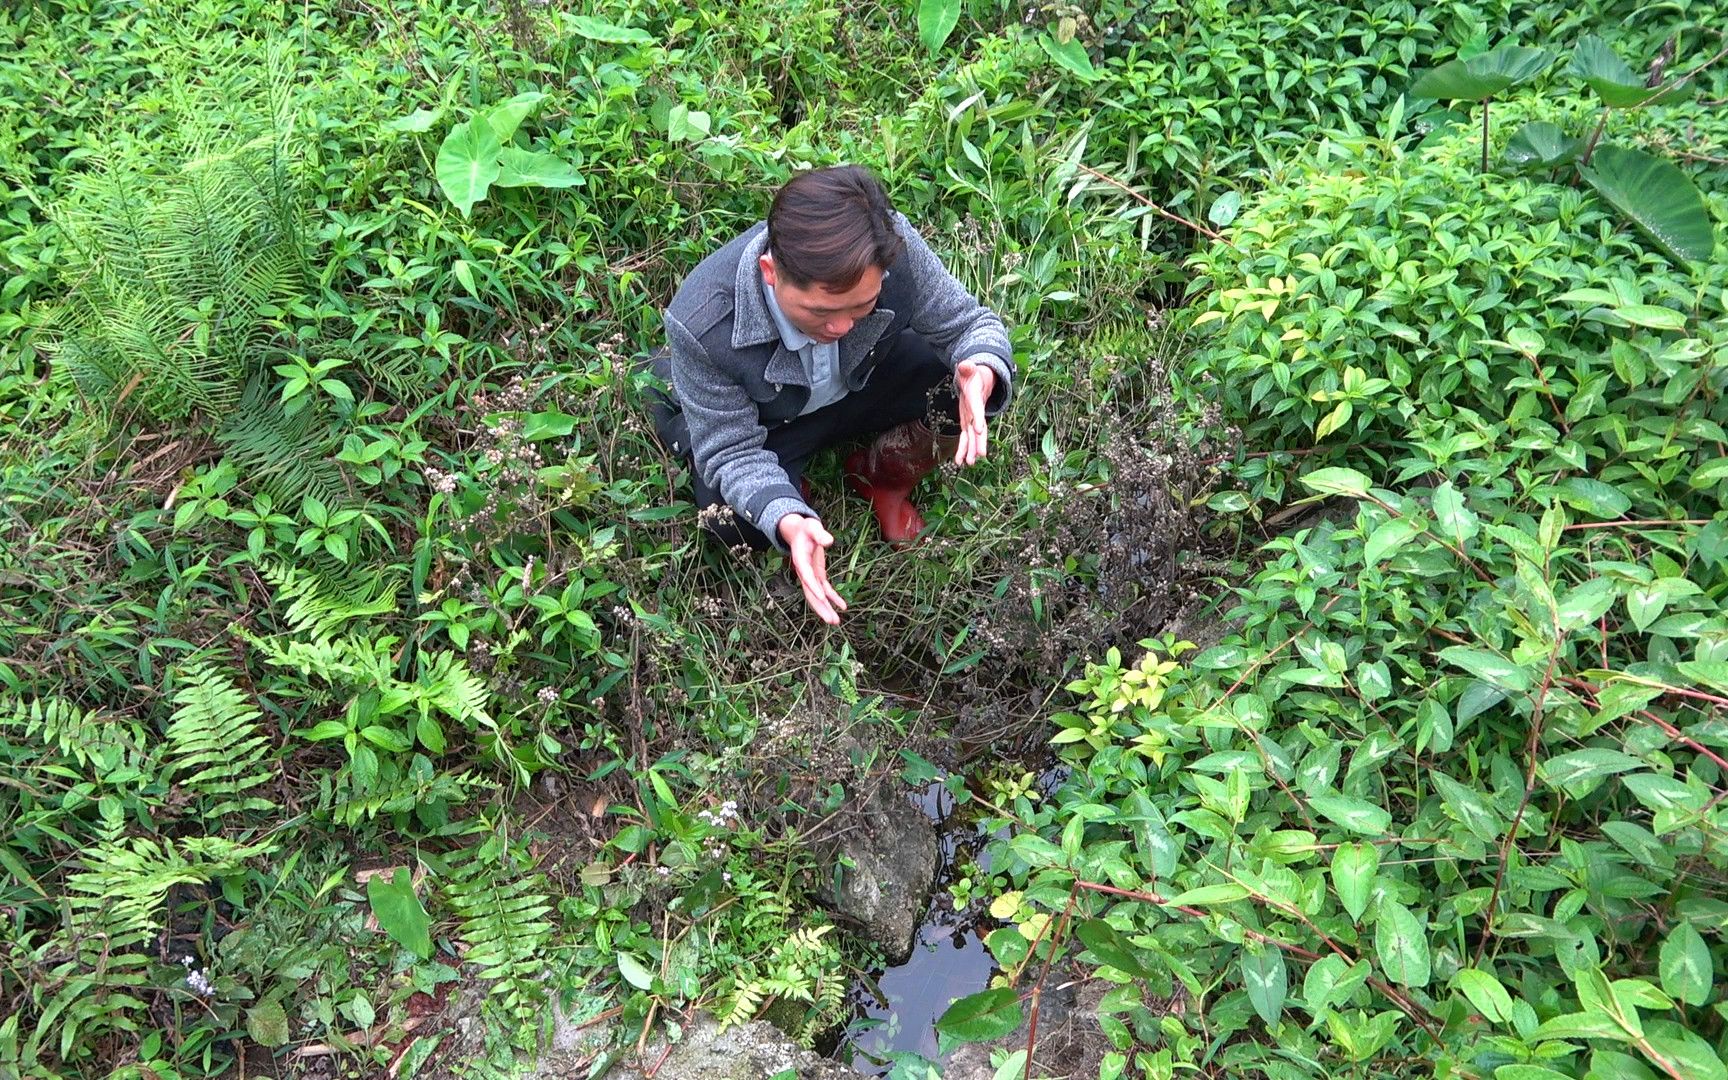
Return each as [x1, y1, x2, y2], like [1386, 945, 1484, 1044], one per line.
[616, 952, 655, 990]
[1374, 902, 1431, 987]
[1301, 954, 1369, 1013]
[666, 104, 712, 142]
[1240, 946, 1287, 1025]
[1410, 43, 1553, 100]
[1300, 466, 1373, 498]
[1556, 578, 1618, 631]
[1038, 31, 1096, 79]
[1556, 477, 1631, 519]
[1495, 1067, 1573, 1080]
[367, 868, 432, 959]
[1613, 304, 1686, 331]
[386, 108, 443, 134]
[1439, 646, 1531, 692]
[935, 987, 1022, 1046]
[1677, 659, 1728, 695]
[1309, 794, 1392, 836]
[1126, 792, 1178, 878]
[1431, 482, 1480, 545]
[1533, 1010, 1626, 1041]
[1364, 516, 1425, 565]
[1075, 920, 1157, 979]
[563, 14, 654, 44]
[436, 117, 503, 218]
[1621, 773, 1701, 815]
[1657, 922, 1710, 1006]
[521, 410, 579, 439]
[1165, 882, 1251, 906]
[1456, 968, 1515, 1023]
[1642, 1021, 1728, 1080]
[1569, 36, 1685, 107]
[1432, 771, 1502, 842]
[1209, 190, 1243, 227]
[495, 149, 584, 189]
[1689, 457, 1728, 489]
[1505, 122, 1581, 169]
[485, 91, 547, 142]
[1331, 842, 1379, 922]
[246, 999, 291, 1047]
[1540, 748, 1645, 794]
[1581, 145, 1716, 265]
[917, 0, 961, 54]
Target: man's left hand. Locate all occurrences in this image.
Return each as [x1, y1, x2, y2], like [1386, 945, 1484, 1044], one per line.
[954, 361, 995, 467]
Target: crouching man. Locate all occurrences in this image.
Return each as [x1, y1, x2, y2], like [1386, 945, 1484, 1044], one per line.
[645, 165, 1014, 624]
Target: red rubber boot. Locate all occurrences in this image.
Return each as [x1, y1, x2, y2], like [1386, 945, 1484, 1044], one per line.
[844, 421, 956, 546]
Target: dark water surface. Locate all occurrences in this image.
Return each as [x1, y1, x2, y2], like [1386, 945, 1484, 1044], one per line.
[835, 781, 999, 1075]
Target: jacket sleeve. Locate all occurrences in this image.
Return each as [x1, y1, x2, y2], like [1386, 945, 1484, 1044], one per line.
[663, 310, 815, 552]
[896, 214, 1015, 415]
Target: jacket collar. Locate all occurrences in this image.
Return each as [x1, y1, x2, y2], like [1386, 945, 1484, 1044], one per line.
[731, 223, 898, 384]
[731, 226, 780, 350]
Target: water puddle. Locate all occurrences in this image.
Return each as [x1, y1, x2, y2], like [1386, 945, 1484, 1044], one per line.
[832, 780, 1000, 1074]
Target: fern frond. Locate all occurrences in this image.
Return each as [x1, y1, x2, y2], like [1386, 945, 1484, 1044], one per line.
[64, 835, 276, 954]
[216, 378, 348, 509]
[164, 660, 275, 814]
[259, 560, 399, 642]
[718, 981, 766, 1030]
[444, 842, 554, 1020]
[0, 696, 152, 782]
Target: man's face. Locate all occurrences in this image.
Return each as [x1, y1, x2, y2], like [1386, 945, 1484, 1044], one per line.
[760, 254, 882, 345]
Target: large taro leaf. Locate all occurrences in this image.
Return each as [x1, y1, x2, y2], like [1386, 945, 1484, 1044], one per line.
[1410, 43, 1553, 101]
[494, 148, 584, 189]
[1505, 122, 1582, 170]
[917, 0, 961, 54]
[1581, 144, 1716, 265]
[1569, 35, 1692, 108]
[436, 117, 502, 218]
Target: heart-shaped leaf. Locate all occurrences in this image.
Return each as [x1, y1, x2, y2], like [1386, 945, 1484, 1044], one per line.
[1038, 31, 1097, 80]
[563, 14, 653, 44]
[917, 0, 961, 54]
[485, 91, 548, 142]
[495, 149, 584, 189]
[1410, 43, 1553, 101]
[1505, 122, 1581, 170]
[436, 117, 503, 218]
[366, 867, 432, 959]
[1569, 36, 1690, 108]
[1580, 144, 1715, 265]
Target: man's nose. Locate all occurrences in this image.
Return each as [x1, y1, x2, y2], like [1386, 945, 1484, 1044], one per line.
[826, 318, 852, 337]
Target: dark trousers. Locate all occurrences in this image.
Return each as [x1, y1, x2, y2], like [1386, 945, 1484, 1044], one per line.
[647, 330, 959, 550]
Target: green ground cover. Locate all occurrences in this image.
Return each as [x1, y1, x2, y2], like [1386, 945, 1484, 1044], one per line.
[2, 1, 1726, 1078]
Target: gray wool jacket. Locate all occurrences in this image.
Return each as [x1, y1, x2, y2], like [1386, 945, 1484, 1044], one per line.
[657, 214, 1015, 551]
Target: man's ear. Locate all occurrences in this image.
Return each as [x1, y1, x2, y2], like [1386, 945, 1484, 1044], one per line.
[758, 253, 776, 289]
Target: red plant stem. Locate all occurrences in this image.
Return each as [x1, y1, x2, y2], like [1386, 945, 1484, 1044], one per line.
[1475, 639, 1562, 968]
[1021, 889, 1079, 1080]
[1073, 880, 1440, 1036]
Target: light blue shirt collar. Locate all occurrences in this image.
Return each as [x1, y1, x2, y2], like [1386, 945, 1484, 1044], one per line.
[760, 277, 811, 352]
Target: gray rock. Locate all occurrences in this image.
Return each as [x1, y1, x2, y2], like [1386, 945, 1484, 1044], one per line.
[941, 963, 1107, 1080]
[603, 1015, 856, 1080]
[828, 788, 938, 964]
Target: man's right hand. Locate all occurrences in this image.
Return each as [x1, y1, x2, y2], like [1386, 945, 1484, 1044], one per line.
[778, 513, 846, 625]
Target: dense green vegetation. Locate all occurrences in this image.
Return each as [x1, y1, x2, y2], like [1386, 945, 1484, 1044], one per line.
[1, 1, 1725, 1078]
